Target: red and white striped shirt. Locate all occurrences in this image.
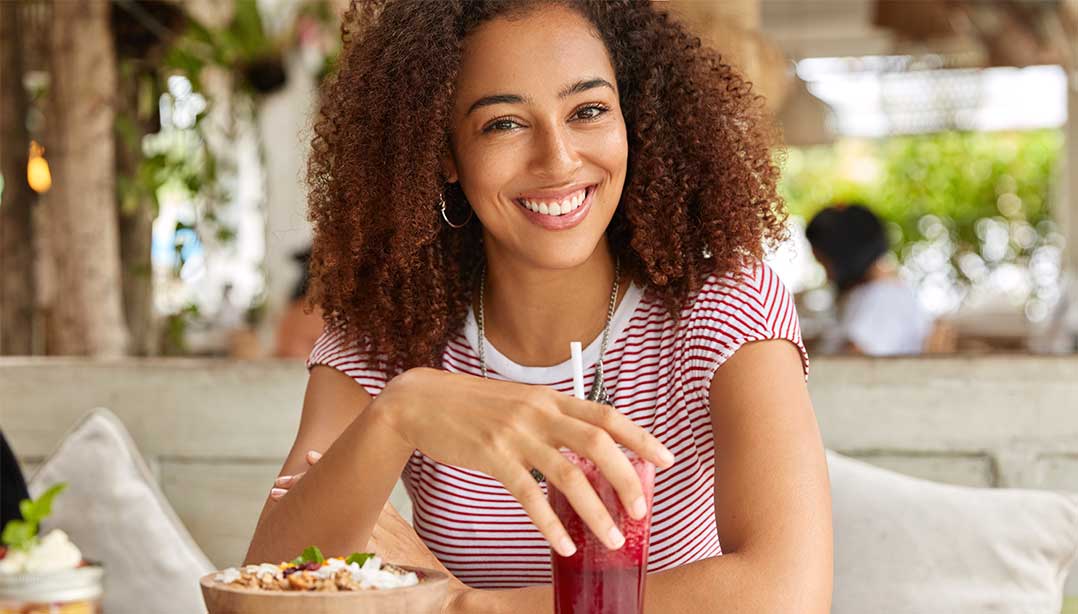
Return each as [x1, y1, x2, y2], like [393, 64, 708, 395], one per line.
[307, 261, 808, 589]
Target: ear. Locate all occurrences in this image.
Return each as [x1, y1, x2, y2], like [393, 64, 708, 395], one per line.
[441, 151, 459, 184]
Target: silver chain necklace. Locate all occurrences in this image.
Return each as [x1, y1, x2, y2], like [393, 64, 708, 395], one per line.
[476, 258, 620, 405]
[476, 259, 621, 483]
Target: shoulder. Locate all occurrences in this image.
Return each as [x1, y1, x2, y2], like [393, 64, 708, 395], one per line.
[681, 260, 809, 379]
[686, 260, 800, 341]
[306, 327, 391, 397]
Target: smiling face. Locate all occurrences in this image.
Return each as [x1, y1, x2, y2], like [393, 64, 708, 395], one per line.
[444, 4, 628, 271]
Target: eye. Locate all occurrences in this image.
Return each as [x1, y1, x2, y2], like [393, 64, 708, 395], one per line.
[483, 117, 522, 133]
[573, 104, 609, 121]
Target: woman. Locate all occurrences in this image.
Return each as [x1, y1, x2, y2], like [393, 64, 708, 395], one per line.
[246, 1, 833, 612]
[806, 204, 933, 356]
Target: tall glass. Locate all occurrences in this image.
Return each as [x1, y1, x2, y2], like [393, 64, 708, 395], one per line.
[549, 449, 655, 614]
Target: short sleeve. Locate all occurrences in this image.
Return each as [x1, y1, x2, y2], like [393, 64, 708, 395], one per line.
[683, 261, 809, 383]
[305, 328, 390, 398]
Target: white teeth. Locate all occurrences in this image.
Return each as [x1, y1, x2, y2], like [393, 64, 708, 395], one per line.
[520, 187, 589, 216]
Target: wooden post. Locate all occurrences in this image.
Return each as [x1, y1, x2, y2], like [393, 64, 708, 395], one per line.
[0, 3, 36, 355]
[45, 0, 129, 356]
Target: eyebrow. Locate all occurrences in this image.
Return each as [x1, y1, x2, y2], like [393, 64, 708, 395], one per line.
[465, 77, 615, 116]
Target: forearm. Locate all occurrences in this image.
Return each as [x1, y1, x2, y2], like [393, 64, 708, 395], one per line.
[454, 552, 830, 614]
[244, 401, 414, 564]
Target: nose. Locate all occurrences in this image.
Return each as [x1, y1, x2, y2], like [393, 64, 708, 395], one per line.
[529, 122, 583, 180]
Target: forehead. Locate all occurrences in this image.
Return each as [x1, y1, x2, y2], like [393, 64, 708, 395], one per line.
[455, 6, 616, 101]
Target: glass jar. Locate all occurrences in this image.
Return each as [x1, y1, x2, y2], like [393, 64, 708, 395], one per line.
[0, 565, 103, 614]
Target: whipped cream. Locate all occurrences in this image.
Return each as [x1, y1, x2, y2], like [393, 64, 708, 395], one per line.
[0, 529, 83, 574]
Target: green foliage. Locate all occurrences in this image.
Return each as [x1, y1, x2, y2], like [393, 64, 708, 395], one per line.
[161, 1, 273, 84]
[161, 303, 201, 356]
[779, 130, 1063, 295]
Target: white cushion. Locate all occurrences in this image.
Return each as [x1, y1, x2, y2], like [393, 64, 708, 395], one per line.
[29, 407, 213, 614]
[830, 451, 1078, 613]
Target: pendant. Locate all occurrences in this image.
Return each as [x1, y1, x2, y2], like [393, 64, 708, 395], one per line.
[532, 379, 614, 485]
[586, 367, 615, 407]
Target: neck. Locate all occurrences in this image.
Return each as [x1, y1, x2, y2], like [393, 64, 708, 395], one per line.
[480, 239, 624, 367]
[864, 258, 896, 282]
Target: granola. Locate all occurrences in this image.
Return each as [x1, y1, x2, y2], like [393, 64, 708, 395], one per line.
[213, 553, 420, 592]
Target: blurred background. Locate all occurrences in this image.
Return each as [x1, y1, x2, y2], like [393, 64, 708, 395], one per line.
[1, 0, 1077, 360]
[3, 2, 1078, 610]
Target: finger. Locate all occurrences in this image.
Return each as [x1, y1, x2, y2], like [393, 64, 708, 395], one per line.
[561, 399, 674, 469]
[306, 450, 322, 465]
[526, 443, 625, 550]
[558, 421, 648, 521]
[270, 488, 286, 500]
[497, 465, 577, 558]
[274, 471, 307, 489]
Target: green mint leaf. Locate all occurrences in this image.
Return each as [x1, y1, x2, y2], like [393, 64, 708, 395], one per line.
[1, 520, 37, 551]
[293, 545, 324, 565]
[345, 552, 374, 566]
[27, 484, 67, 523]
[2, 483, 66, 551]
[18, 500, 34, 523]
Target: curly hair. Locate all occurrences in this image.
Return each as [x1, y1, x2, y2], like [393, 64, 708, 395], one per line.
[307, 0, 788, 373]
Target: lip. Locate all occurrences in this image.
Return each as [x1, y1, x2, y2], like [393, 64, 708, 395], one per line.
[513, 184, 596, 231]
[516, 184, 593, 201]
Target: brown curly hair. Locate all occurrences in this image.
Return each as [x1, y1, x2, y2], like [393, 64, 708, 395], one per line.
[307, 0, 788, 373]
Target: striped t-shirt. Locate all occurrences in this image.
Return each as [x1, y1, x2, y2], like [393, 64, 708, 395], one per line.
[307, 260, 808, 589]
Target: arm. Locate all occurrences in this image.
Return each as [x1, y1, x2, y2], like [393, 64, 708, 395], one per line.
[453, 340, 833, 614]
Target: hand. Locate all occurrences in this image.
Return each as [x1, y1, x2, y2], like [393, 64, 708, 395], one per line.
[270, 449, 322, 500]
[374, 367, 675, 557]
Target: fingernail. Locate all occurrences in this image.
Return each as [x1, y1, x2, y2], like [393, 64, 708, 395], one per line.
[274, 475, 292, 487]
[307, 451, 322, 461]
[608, 526, 625, 549]
[659, 448, 675, 466]
[557, 537, 577, 558]
[631, 497, 647, 520]
[270, 488, 286, 499]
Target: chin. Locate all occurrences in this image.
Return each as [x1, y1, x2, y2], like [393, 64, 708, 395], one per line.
[517, 233, 609, 271]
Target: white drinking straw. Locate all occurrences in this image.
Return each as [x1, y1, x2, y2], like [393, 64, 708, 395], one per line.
[570, 341, 585, 400]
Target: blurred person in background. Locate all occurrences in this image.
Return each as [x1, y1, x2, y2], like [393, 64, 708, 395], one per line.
[806, 203, 934, 356]
[273, 248, 325, 359]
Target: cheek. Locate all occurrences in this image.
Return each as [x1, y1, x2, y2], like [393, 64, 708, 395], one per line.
[459, 149, 517, 206]
[592, 123, 628, 175]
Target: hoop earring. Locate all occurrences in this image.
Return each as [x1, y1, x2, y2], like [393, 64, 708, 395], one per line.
[440, 191, 473, 229]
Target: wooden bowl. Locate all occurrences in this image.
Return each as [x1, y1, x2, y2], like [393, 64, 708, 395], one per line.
[199, 566, 449, 614]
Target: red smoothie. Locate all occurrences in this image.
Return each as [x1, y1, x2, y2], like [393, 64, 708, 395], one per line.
[550, 450, 655, 614]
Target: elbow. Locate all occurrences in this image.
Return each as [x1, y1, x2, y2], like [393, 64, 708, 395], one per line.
[766, 562, 833, 614]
